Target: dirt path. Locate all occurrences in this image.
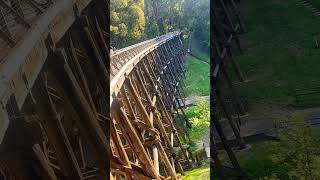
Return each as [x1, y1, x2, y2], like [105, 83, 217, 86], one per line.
[184, 96, 210, 106]
[232, 103, 320, 139]
[195, 128, 210, 157]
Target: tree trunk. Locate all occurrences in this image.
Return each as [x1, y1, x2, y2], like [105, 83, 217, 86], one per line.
[151, 0, 165, 35]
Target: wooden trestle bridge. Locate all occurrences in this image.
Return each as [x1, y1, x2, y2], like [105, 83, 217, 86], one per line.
[110, 32, 194, 179]
[0, 0, 111, 179]
[0, 0, 194, 179]
[211, 0, 248, 179]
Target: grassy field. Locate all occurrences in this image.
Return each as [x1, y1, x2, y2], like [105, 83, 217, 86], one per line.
[191, 48, 210, 64]
[180, 167, 210, 180]
[216, 141, 297, 179]
[184, 56, 210, 96]
[232, 113, 320, 179]
[182, 47, 210, 179]
[235, 142, 290, 179]
[236, 135, 320, 179]
[236, 0, 320, 108]
[214, 0, 320, 178]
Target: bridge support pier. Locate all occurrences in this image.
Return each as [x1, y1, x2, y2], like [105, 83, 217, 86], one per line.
[110, 32, 193, 179]
[211, 0, 247, 178]
[0, 0, 193, 177]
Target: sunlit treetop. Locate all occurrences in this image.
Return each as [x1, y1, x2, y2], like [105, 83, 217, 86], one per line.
[110, 0, 145, 47]
[110, 0, 128, 10]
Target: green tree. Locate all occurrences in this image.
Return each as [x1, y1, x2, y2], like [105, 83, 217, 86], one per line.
[183, 0, 209, 50]
[187, 98, 210, 140]
[270, 114, 320, 179]
[144, 0, 185, 36]
[110, 0, 209, 51]
[110, 0, 145, 47]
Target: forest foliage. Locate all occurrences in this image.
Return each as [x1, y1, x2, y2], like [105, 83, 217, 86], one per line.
[268, 114, 320, 179]
[185, 98, 210, 140]
[237, 114, 320, 179]
[110, 0, 209, 49]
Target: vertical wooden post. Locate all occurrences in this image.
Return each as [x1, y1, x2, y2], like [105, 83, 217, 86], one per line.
[31, 74, 84, 180]
[215, 78, 246, 149]
[211, 96, 242, 173]
[126, 78, 178, 180]
[227, 48, 245, 82]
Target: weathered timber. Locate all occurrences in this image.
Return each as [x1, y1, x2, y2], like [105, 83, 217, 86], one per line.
[0, 0, 191, 178]
[211, 0, 247, 179]
[0, 0, 109, 179]
[110, 32, 193, 179]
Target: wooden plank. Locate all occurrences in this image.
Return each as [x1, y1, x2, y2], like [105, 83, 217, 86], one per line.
[31, 73, 84, 180]
[0, 0, 31, 27]
[127, 74, 178, 180]
[111, 100, 160, 179]
[32, 143, 59, 180]
[47, 49, 108, 178]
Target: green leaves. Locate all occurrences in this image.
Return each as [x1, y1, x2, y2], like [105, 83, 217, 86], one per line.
[269, 113, 320, 179]
[238, 113, 320, 179]
[186, 98, 210, 140]
[110, 0, 145, 47]
[110, 0, 209, 49]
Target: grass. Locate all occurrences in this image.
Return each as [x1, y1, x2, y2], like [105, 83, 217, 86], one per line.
[191, 48, 210, 64]
[180, 167, 210, 180]
[216, 141, 289, 179]
[178, 160, 210, 180]
[236, 0, 320, 109]
[216, 142, 291, 179]
[181, 52, 209, 180]
[236, 142, 288, 179]
[184, 56, 210, 96]
[234, 118, 320, 179]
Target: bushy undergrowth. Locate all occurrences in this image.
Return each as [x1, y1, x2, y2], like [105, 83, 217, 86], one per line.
[237, 114, 320, 179]
[185, 98, 210, 141]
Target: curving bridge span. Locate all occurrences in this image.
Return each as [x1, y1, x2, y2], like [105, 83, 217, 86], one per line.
[110, 32, 193, 180]
[0, 0, 192, 179]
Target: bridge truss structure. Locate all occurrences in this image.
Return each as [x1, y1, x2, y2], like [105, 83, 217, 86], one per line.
[110, 32, 194, 180]
[211, 0, 247, 179]
[0, 0, 194, 179]
[0, 0, 111, 179]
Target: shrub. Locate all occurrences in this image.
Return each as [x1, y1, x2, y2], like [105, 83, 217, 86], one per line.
[187, 98, 210, 140]
[270, 113, 320, 179]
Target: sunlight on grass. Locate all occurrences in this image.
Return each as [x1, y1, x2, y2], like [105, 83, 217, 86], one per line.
[179, 167, 210, 180]
[184, 56, 210, 96]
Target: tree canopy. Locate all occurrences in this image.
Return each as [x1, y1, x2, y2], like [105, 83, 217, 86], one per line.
[110, 0, 209, 50]
[267, 114, 320, 179]
[110, 0, 145, 47]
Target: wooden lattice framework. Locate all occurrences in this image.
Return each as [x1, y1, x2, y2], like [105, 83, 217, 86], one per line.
[0, 0, 194, 179]
[0, 0, 111, 179]
[110, 32, 194, 180]
[211, 0, 247, 179]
